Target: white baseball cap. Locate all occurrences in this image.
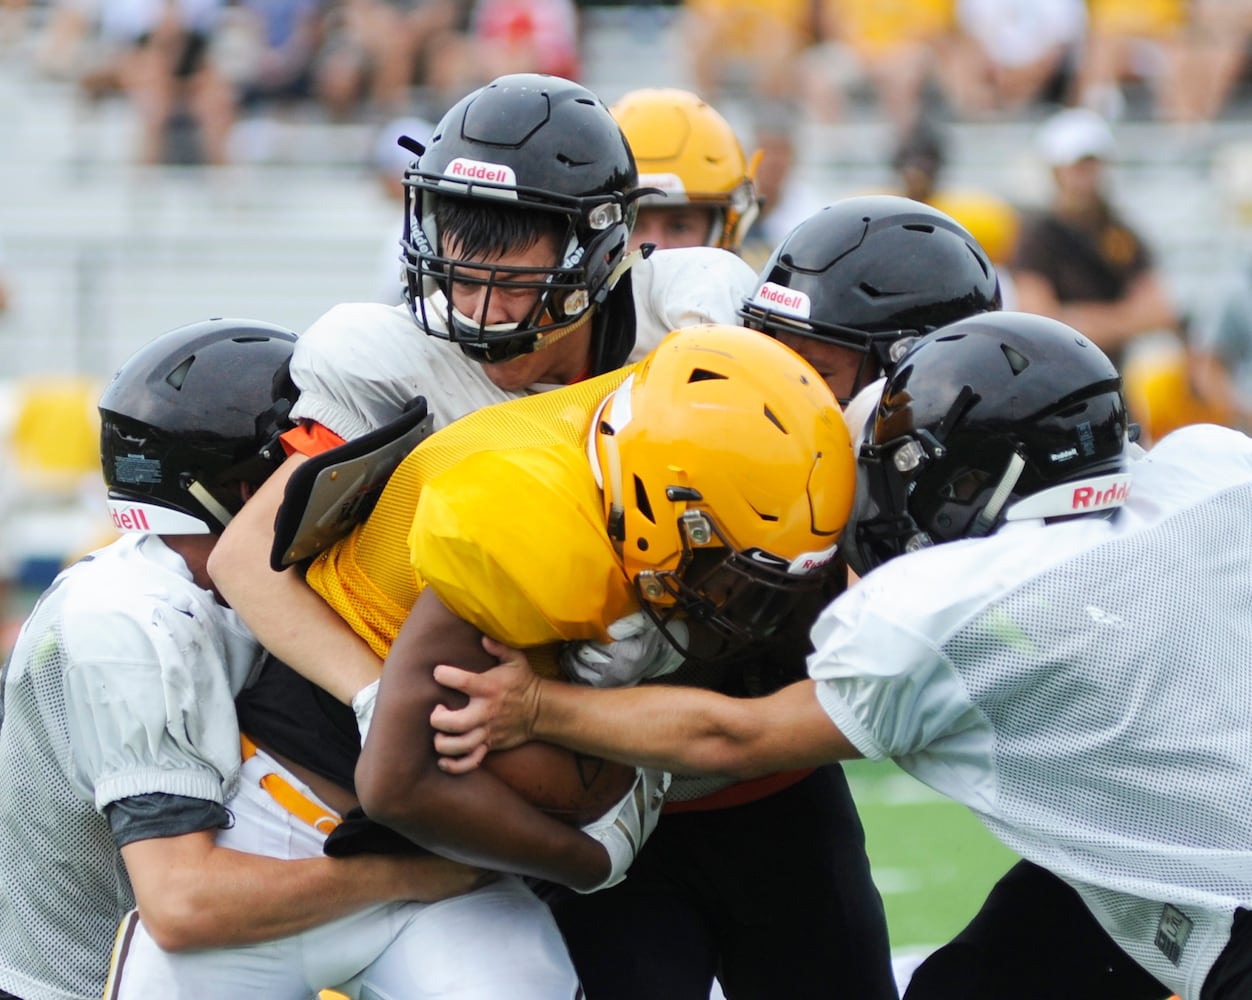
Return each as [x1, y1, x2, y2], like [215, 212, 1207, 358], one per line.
[1036, 107, 1116, 167]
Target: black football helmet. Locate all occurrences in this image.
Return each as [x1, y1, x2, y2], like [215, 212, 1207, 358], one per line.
[401, 74, 641, 363]
[100, 318, 298, 535]
[843, 312, 1131, 576]
[739, 195, 1001, 402]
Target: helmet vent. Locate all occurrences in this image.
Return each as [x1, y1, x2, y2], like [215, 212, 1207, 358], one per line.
[857, 282, 901, 299]
[633, 474, 656, 524]
[165, 357, 194, 391]
[903, 224, 936, 233]
[763, 405, 786, 433]
[1001, 343, 1031, 375]
[687, 368, 728, 383]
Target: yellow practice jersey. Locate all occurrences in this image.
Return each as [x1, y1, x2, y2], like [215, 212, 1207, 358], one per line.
[305, 367, 639, 663]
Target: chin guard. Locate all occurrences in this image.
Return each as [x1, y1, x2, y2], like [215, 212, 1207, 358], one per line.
[271, 397, 433, 570]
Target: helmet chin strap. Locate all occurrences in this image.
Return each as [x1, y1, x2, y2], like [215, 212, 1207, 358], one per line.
[968, 451, 1026, 538]
[187, 480, 235, 531]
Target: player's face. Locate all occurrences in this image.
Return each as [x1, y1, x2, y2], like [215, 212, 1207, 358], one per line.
[772, 331, 872, 402]
[629, 207, 716, 251]
[442, 232, 561, 329]
[441, 230, 594, 391]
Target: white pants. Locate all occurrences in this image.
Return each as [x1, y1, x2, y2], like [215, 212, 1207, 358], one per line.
[109, 748, 581, 1000]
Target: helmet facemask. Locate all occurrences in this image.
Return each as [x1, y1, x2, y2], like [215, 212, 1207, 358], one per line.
[635, 508, 836, 655]
[402, 173, 632, 364]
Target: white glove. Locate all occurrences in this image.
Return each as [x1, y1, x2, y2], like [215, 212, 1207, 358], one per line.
[561, 611, 687, 688]
[352, 678, 381, 745]
[576, 765, 671, 893]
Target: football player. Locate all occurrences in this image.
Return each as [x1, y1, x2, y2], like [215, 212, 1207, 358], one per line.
[0, 320, 485, 1000]
[434, 311, 1252, 1000]
[611, 87, 761, 254]
[531, 194, 1002, 1000]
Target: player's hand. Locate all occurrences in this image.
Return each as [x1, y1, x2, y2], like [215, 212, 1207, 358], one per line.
[431, 636, 543, 773]
[576, 765, 670, 893]
[560, 611, 686, 687]
[385, 852, 496, 903]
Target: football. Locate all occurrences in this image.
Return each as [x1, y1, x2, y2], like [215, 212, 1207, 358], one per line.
[482, 741, 635, 826]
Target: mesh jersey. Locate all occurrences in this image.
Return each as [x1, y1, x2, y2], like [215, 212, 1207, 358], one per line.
[810, 423, 1252, 998]
[305, 368, 636, 661]
[291, 246, 758, 442]
[0, 534, 258, 1000]
[238, 246, 755, 796]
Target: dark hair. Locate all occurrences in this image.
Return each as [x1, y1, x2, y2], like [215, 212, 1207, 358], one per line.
[433, 195, 569, 261]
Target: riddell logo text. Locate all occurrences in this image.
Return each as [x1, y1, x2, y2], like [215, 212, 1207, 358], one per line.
[445, 158, 516, 184]
[1072, 481, 1130, 510]
[110, 506, 151, 531]
[755, 282, 810, 316]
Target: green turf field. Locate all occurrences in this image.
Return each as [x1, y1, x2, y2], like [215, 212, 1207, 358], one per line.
[843, 759, 1020, 957]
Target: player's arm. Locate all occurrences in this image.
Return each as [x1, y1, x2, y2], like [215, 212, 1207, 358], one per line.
[431, 646, 862, 778]
[207, 453, 381, 704]
[1013, 269, 1176, 355]
[120, 826, 486, 952]
[355, 587, 615, 890]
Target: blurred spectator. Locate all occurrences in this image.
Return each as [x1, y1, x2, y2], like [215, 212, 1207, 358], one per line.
[1075, 0, 1196, 122]
[610, 87, 761, 254]
[1187, 258, 1252, 431]
[1011, 107, 1178, 374]
[36, 0, 237, 164]
[211, 0, 324, 116]
[1120, 327, 1235, 446]
[806, 0, 955, 127]
[889, 115, 1021, 303]
[316, 0, 465, 119]
[683, 0, 813, 106]
[943, 0, 1086, 117]
[37, 0, 236, 162]
[424, 0, 581, 107]
[1181, 0, 1252, 123]
[0, 375, 113, 654]
[738, 106, 830, 270]
[370, 114, 433, 304]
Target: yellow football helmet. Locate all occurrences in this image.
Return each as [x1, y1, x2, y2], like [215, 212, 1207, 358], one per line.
[611, 88, 761, 252]
[591, 324, 853, 646]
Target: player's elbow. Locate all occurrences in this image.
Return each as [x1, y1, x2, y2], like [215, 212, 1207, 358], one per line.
[684, 739, 774, 782]
[355, 757, 435, 839]
[135, 892, 220, 952]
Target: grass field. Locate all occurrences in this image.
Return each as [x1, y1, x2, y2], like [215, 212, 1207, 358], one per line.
[843, 759, 1020, 960]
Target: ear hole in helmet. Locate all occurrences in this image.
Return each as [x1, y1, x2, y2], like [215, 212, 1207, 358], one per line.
[166, 357, 193, 390]
[1002, 343, 1030, 374]
[940, 468, 991, 502]
[633, 475, 655, 524]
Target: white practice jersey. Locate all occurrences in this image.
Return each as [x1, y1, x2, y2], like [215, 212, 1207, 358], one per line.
[809, 423, 1252, 998]
[288, 246, 758, 439]
[0, 535, 260, 1000]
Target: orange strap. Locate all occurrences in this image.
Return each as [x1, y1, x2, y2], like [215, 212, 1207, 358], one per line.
[280, 422, 346, 458]
[661, 768, 815, 814]
[240, 733, 342, 835]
